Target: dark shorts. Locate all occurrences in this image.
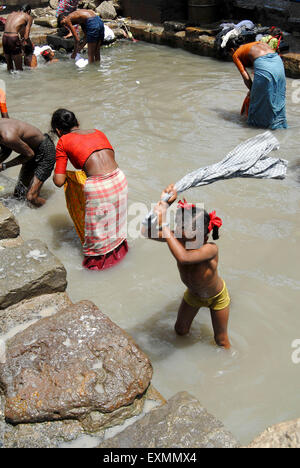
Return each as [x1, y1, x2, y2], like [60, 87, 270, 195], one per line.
[14, 134, 56, 198]
[85, 16, 104, 43]
[2, 33, 22, 55]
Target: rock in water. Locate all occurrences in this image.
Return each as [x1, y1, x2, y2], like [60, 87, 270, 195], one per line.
[0, 301, 153, 424]
[0, 203, 20, 239]
[0, 239, 67, 309]
[98, 391, 239, 448]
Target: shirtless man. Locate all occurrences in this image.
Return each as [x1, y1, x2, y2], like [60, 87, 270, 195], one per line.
[0, 119, 55, 207]
[2, 4, 34, 71]
[58, 10, 104, 63]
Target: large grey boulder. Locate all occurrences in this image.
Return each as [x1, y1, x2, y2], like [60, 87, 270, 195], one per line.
[98, 391, 239, 448]
[248, 419, 300, 448]
[0, 301, 153, 424]
[96, 1, 117, 19]
[0, 239, 67, 309]
[0, 203, 20, 239]
[2, 385, 164, 448]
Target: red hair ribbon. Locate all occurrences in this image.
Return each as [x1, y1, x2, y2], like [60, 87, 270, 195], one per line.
[177, 199, 196, 210]
[208, 211, 222, 232]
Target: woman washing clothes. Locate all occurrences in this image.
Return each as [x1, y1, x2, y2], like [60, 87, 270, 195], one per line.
[226, 40, 287, 129]
[51, 109, 128, 271]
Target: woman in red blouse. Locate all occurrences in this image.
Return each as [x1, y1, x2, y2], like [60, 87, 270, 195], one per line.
[51, 108, 128, 270]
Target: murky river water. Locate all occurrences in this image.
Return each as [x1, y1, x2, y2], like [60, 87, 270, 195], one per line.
[1, 41, 300, 445]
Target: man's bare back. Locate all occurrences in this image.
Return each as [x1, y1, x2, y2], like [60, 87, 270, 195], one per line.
[0, 119, 44, 157]
[4, 11, 32, 38]
[63, 9, 96, 26]
[248, 42, 275, 63]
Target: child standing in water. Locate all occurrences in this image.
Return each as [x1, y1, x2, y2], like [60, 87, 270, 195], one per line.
[142, 184, 231, 349]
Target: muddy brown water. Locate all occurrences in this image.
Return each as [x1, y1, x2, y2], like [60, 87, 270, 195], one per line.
[0, 41, 300, 445]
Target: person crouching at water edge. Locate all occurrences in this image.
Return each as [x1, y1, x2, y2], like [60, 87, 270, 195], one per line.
[142, 185, 231, 349]
[225, 39, 287, 130]
[0, 118, 55, 206]
[58, 10, 104, 64]
[51, 108, 128, 270]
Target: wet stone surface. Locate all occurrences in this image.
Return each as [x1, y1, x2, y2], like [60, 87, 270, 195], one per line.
[0, 203, 20, 240]
[0, 239, 67, 310]
[98, 391, 239, 449]
[0, 301, 153, 424]
[0, 292, 72, 336]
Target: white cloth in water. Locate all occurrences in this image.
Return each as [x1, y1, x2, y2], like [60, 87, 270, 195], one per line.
[75, 53, 88, 68]
[143, 131, 288, 225]
[104, 24, 115, 42]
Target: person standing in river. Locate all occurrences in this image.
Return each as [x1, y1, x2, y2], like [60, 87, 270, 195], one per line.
[51, 108, 128, 270]
[142, 184, 231, 349]
[226, 40, 287, 130]
[2, 4, 35, 71]
[58, 9, 104, 63]
[0, 118, 55, 207]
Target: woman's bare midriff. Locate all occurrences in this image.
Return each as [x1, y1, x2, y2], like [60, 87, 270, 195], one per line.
[83, 148, 118, 177]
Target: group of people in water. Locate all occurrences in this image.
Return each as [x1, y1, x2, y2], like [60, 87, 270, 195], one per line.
[1, 2, 106, 71]
[0, 5, 289, 350]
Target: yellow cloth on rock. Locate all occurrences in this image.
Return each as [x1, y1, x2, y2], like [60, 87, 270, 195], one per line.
[64, 170, 87, 245]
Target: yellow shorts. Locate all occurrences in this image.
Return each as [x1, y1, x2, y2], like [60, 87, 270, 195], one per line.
[183, 281, 230, 311]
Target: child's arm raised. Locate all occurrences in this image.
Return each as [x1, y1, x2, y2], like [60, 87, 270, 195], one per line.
[141, 184, 177, 242]
[162, 226, 217, 264]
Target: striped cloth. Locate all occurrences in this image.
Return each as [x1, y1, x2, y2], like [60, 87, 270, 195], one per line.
[144, 131, 288, 225]
[83, 168, 128, 257]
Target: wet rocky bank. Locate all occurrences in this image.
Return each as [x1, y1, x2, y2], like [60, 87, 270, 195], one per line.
[0, 193, 299, 448]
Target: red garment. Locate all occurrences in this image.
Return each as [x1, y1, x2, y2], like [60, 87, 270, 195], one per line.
[82, 239, 128, 270]
[55, 130, 114, 174]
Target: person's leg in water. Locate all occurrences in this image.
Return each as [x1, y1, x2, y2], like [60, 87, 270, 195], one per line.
[14, 162, 46, 207]
[87, 41, 97, 63]
[175, 298, 200, 336]
[12, 53, 23, 71]
[210, 306, 231, 349]
[175, 296, 231, 349]
[94, 39, 102, 62]
[4, 54, 14, 72]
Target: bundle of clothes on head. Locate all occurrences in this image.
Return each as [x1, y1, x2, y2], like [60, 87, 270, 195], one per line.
[215, 19, 289, 54]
